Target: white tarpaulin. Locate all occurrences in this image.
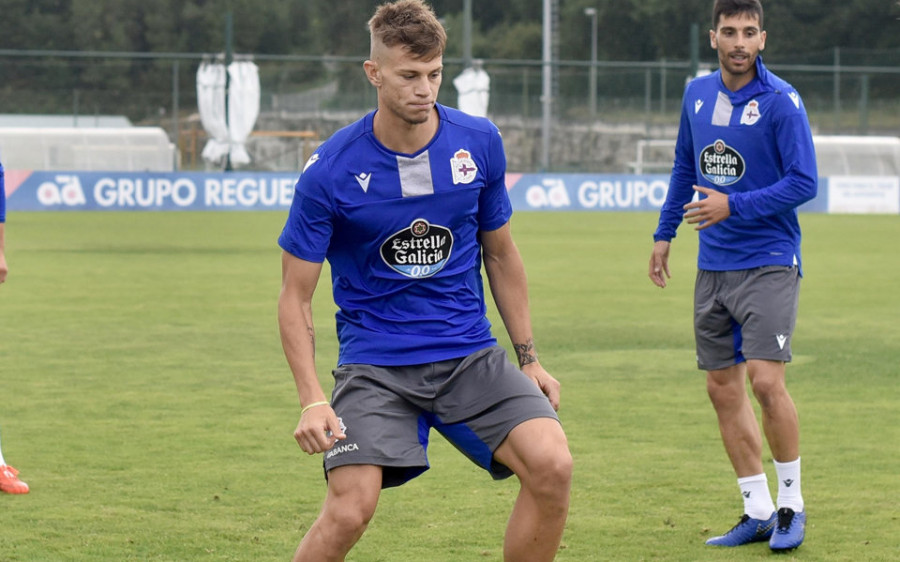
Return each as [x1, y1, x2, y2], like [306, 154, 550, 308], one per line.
[226, 61, 259, 166]
[197, 62, 229, 164]
[453, 65, 490, 118]
[196, 60, 259, 167]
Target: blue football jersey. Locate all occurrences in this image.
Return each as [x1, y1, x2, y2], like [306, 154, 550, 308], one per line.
[654, 57, 818, 273]
[0, 160, 6, 223]
[279, 103, 512, 366]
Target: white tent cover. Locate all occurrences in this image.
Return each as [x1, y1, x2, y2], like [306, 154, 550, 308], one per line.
[453, 66, 490, 118]
[196, 60, 260, 167]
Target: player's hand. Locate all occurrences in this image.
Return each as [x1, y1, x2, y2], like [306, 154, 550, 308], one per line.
[684, 185, 730, 230]
[522, 362, 561, 411]
[294, 405, 346, 455]
[649, 240, 671, 288]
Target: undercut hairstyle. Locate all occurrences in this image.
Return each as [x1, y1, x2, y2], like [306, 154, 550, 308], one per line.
[368, 0, 447, 60]
[712, 0, 764, 30]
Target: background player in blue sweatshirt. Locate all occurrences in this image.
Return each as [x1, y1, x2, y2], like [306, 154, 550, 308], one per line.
[277, 2, 571, 560]
[648, 0, 815, 551]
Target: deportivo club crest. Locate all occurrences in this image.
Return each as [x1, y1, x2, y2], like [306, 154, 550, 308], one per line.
[699, 139, 746, 186]
[380, 219, 454, 279]
[450, 149, 478, 185]
[740, 99, 761, 125]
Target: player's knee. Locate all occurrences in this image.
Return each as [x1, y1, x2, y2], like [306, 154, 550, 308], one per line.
[750, 377, 787, 410]
[322, 488, 379, 535]
[546, 446, 573, 484]
[706, 377, 743, 408]
[321, 500, 376, 537]
[524, 446, 573, 500]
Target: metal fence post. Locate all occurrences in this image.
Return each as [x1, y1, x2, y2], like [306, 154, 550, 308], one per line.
[833, 46, 841, 132]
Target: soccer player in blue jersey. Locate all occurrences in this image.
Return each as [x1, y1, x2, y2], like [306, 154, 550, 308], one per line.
[0, 158, 30, 495]
[0, 159, 7, 286]
[277, 1, 571, 560]
[648, 0, 815, 551]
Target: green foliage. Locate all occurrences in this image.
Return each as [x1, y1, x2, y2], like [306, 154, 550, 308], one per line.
[0, 0, 898, 123]
[2, 0, 899, 60]
[0, 211, 897, 560]
[479, 21, 544, 60]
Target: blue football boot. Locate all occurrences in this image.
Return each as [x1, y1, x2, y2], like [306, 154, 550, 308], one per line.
[705, 512, 777, 546]
[769, 507, 806, 551]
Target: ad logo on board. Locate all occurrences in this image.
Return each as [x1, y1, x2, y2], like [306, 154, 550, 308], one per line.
[525, 179, 571, 208]
[37, 175, 86, 206]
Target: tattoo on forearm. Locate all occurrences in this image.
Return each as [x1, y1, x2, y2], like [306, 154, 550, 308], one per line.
[514, 338, 538, 368]
[307, 326, 316, 358]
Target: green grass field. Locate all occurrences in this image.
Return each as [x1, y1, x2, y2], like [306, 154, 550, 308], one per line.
[0, 211, 897, 561]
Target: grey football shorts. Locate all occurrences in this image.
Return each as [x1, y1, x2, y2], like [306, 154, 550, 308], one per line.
[694, 265, 800, 371]
[321, 345, 559, 488]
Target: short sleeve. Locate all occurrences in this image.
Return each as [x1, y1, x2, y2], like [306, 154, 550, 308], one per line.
[277, 154, 334, 262]
[477, 126, 511, 231]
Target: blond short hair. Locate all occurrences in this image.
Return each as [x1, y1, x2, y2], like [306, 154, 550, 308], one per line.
[369, 0, 447, 60]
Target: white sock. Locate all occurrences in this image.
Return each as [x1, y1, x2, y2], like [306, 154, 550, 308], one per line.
[774, 457, 804, 512]
[738, 473, 776, 520]
[0, 430, 6, 466]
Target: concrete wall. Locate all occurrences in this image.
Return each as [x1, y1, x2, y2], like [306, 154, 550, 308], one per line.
[246, 111, 679, 174]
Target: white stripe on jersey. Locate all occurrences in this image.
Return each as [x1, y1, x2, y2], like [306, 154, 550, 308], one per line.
[712, 91, 733, 127]
[397, 151, 435, 197]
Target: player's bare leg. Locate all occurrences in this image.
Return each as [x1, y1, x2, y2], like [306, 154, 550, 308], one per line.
[747, 359, 799, 463]
[707, 364, 765, 477]
[494, 417, 572, 562]
[292, 465, 381, 562]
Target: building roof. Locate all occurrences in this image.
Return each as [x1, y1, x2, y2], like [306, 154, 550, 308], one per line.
[0, 114, 133, 128]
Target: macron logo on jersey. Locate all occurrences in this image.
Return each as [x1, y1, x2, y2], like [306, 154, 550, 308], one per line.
[695, 99, 704, 114]
[788, 92, 801, 109]
[303, 153, 320, 173]
[354, 172, 372, 193]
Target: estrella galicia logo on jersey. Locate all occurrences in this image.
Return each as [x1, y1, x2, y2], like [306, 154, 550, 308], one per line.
[699, 139, 745, 186]
[380, 219, 453, 279]
[450, 149, 478, 185]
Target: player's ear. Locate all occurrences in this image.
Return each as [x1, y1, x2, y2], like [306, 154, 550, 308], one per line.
[709, 29, 717, 49]
[364, 60, 381, 87]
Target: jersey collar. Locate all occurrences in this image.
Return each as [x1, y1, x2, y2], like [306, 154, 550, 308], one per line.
[719, 56, 774, 105]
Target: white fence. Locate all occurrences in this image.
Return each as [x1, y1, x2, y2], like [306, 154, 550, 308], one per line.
[0, 127, 176, 172]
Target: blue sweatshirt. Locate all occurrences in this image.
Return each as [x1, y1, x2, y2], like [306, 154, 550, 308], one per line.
[653, 57, 817, 272]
